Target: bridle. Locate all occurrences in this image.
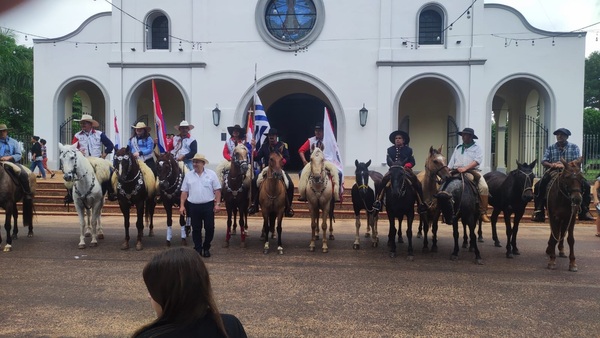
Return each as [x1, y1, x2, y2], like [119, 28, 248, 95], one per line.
[62, 149, 96, 210]
[115, 153, 144, 201]
[158, 157, 182, 200]
[225, 151, 248, 196]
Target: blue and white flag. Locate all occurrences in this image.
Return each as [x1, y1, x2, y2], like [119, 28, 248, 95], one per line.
[253, 93, 270, 150]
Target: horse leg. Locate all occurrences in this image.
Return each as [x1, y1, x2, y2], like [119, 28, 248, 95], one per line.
[121, 206, 131, 250]
[3, 211, 12, 252]
[276, 214, 283, 255]
[567, 222, 577, 272]
[490, 208, 502, 246]
[477, 217, 484, 243]
[309, 209, 318, 252]
[96, 200, 104, 240]
[462, 222, 468, 249]
[84, 208, 92, 238]
[353, 213, 361, 250]
[504, 215, 514, 258]
[451, 221, 460, 260]
[321, 209, 329, 253]
[468, 218, 483, 264]
[232, 206, 238, 235]
[372, 212, 379, 247]
[165, 202, 173, 246]
[239, 206, 247, 248]
[545, 234, 558, 269]
[511, 211, 525, 256]
[432, 210, 440, 253]
[135, 202, 145, 250]
[11, 202, 18, 240]
[421, 216, 430, 252]
[146, 198, 156, 237]
[406, 213, 414, 260]
[387, 217, 397, 258]
[89, 205, 100, 247]
[397, 220, 403, 244]
[225, 206, 232, 248]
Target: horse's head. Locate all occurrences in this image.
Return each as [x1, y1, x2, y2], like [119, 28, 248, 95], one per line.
[425, 146, 450, 182]
[268, 151, 284, 180]
[309, 148, 326, 183]
[558, 157, 585, 206]
[434, 178, 462, 225]
[58, 142, 81, 182]
[354, 159, 372, 194]
[156, 152, 179, 189]
[232, 143, 249, 173]
[113, 147, 136, 179]
[388, 160, 407, 197]
[513, 159, 537, 202]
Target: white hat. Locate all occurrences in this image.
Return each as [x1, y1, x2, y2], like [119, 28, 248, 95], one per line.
[74, 114, 100, 128]
[132, 122, 151, 131]
[174, 120, 195, 131]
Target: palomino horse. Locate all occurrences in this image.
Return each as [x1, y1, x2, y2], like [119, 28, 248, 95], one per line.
[156, 152, 188, 246]
[416, 146, 450, 252]
[350, 159, 383, 250]
[385, 157, 418, 259]
[484, 160, 536, 258]
[545, 158, 584, 271]
[112, 147, 157, 251]
[59, 143, 110, 249]
[305, 147, 338, 253]
[258, 150, 287, 254]
[0, 162, 35, 252]
[217, 144, 251, 248]
[435, 173, 483, 264]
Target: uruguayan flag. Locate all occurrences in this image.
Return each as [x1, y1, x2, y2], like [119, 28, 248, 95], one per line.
[253, 93, 270, 150]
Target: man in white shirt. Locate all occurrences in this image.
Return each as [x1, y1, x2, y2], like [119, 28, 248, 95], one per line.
[179, 153, 221, 257]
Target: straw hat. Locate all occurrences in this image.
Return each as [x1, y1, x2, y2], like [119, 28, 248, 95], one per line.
[132, 122, 151, 131]
[0, 123, 11, 131]
[191, 153, 209, 164]
[74, 114, 100, 128]
[174, 120, 195, 131]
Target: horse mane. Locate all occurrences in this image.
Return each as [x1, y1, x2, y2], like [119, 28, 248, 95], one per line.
[87, 157, 112, 183]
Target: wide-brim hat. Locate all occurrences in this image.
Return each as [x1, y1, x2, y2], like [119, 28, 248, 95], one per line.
[0, 123, 11, 131]
[314, 122, 323, 130]
[265, 128, 279, 136]
[192, 153, 209, 164]
[74, 114, 100, 128]
[389, 130, 410, 145]
[131, 122, 151, 131]
[174, 120, 194, 131]
[553, 128, 571, 136]
[457, 127, 478, 139]
[227, 124, 245, 136]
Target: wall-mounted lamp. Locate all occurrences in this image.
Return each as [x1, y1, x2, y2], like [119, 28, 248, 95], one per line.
[359, 104, 368, 127]
[131, 47, 136, 51]
[178, 47, 183, 52]
[212, 104, 221, 126]
[456, 40, 461, 45]
[402, 41, 407, 46]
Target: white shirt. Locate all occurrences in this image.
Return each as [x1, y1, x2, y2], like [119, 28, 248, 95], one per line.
[181, 168, 221, 204]
[448, 142, 483, 170]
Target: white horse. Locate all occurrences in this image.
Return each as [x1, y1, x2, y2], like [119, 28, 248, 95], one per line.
[59, 143, 110, 249]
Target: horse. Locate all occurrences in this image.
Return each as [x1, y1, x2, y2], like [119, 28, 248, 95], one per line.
[112, 147, 157, 251]
[0, 162, 35, 252]
[217, 143, 251, 248]
[156, 152, 188, 247]
[305, 147, 338, 253]
[435, 173, 483, 264]
[545, 158, 584, 271]
[384, 157, 418, 259]
[416, 146, 451, 252]
[484, 160, 536, 258]
[257, 150, 287, 254]
[58, 143, 110, 249]
[350, 159, 383, 250]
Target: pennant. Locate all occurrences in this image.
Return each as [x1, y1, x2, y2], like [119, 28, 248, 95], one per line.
[152, 79, 168, 153]
[113, 112, 120, 150]
[253, 93, 270, 150]
[323, 107, 343, 174]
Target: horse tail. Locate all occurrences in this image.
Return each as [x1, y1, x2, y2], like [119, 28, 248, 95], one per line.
[22, 196, 34, 228]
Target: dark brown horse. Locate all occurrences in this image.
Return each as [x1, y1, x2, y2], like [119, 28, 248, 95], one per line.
[112, 147, 157, 251]
[0, 163, 35, 252]
[258, 150, 286, 254]
[351, 159, 383, 250]
[416, 146, 450, 252]
[222, 144, 251, 248]
[156, 152, 187, 246]
[545, 158, 584, 271]
[484, 160, 536, 258]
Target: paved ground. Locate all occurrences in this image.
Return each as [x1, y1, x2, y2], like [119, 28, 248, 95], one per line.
[1, 215, 600, 337]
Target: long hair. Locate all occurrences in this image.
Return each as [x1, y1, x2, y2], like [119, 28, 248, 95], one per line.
[132, 247, 228, 337]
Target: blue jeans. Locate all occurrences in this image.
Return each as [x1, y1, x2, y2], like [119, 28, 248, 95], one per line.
[183, 159, 193, 171]
[30, 160, 46, 179]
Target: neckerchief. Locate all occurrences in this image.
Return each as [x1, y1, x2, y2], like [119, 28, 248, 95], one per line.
[458, 141, 475, 154]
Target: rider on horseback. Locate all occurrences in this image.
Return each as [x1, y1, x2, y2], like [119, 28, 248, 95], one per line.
[248, 128, 295, 217]
[0, 123, 32, 198]
[373, 130, 426, 213]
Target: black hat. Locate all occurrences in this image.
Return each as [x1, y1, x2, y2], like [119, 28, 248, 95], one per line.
[389, 130, 410, 145]
[266, 128, 279, 136]
[457, 127, 478, 139]
[553, 128, 571, 136]
[315, 122, 323, 130]
[227, 124, 245, 137]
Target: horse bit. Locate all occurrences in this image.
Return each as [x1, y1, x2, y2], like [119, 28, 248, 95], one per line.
[115, 154, 144, 200]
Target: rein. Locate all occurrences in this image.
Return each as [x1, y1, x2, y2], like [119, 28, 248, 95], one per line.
[224, 157, 247, 196]
[116, 155, 144, 201]
[64, 150, 96, 209]
[158, 158, 183, 200]
[516, 169, 534, 199]
[546, 170, 581, 242]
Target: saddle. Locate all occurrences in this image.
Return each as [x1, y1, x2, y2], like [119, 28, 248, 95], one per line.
[1, 161, 33, 197]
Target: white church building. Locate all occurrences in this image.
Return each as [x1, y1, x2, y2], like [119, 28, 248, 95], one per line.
[33, 0, 586, 176]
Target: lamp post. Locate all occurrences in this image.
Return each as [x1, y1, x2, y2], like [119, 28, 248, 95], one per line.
[212, 104, 221, 126]
[359, 104, 368, 127]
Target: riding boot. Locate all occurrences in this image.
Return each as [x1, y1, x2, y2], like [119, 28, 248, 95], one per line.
[18, 171, 33, 199]
[531, 174, 550, 222]
[579, 181, 595, 221]
[285, 177, 295, 217]
[248, 187, 259, 215]
[409, 174, 428, 213]
[479, 194, 491, 223]
[64, 188, 74, 205]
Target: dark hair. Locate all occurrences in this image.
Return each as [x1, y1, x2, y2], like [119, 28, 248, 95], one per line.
[132, 128, 149, 139]
[40, 139, 47, 145]
[132, 247, 228, 337]
[32, 136, 40, 141]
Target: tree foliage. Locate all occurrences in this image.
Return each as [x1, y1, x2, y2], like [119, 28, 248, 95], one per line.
[584, 51, 600, 109]
[584, 107, 600, 135]
[0, 30, 33, 135]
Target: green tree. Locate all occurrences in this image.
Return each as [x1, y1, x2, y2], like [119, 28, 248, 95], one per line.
[584, 51, 600, 109]
[0, 30, 33, 135]
[584, 107, 600, 135]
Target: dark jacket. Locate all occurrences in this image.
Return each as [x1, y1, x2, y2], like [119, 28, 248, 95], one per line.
[255, 141, 290, 167]
[386, 145, 415, 168]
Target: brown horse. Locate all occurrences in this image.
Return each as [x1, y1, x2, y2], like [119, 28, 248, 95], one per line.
[416, 146, 450, 252]
[112, 147, 157, 251]
[221, 144, 251, 248]
[0, 162, 35, 252]
[306, 148, 337, 253]
[545, 158, 584, 271]
[156, 152, 187, 246]
[258, 151, 287, 254]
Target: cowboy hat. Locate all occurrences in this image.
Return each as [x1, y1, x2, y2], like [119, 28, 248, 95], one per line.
[388, 130, 410, 145]
[553, 128, 571, 136]
[227, 124, 245, 136]
[314, 122, 323, 130]
[191, 153, 209, 164]
[265, 128, 279, 136]
[0, 123, 11, 131]
[457, 127, 478, 139]
[174, 120, 195, 131]
[74, 114, 100, 128]
[131, 122, 151, 131]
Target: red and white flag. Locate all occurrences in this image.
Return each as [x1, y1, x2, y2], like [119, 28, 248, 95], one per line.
[152, 79, 168, 153]
[113, 111, 120, 150]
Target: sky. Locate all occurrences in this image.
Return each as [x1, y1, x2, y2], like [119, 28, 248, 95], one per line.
[0, 0, 599, 56]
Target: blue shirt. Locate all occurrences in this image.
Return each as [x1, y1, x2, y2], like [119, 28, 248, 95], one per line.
[543, 141, 580, 163]
[0, 136, 22, 163]
[128, 135, 154, 162]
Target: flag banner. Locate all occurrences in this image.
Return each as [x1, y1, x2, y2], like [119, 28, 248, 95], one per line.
[253, 93, 270, 150]
[323, 107, 343, 174]
[246, 109, 254, 146]
[152, 79, 167, 153]
[113, 111, 120, 150]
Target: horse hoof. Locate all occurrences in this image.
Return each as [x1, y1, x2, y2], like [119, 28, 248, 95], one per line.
[97, 234, 104, 240]
[121, 242, 129, 250]
[309, 246, 315, 252]
[315, 235, 320, 240]
[27, 231, 33, 238]
[166, 240, 171, 247]
[559, 252, 567, 258]
[232, 229, 236, 235]
[422, 247, 429, 253]
[322, 248, 328, 253]
[506, 253, 514, 259]
[373, 242, 378, 248]
[90, 242, 98, 247]
[148, 230, 154, 237]
[569, 265, 578, 272]
[135, 242, 143, 251]
[263, 249, 269, 254]
[78, 244, 86, 249]
[398, 238, 404, 244]
[494, 241, 502, 247]
[3, 245, 12, 252]
[431, 246, 438, 253]
[468, 247, 474, 252]
[512, 249, 520, 255]
[547, 263, 557, 270]
[329, 235, 335, 240]
[181, 239, 187, 247]
[416, 232, 422, 239]
[478, 237, 484, 243]
[475, 259, 484, 265]
[12, 234, 18, 240]
[353, 244, 360, 250]
[406, 255, 414, 261]
[450, 255, 458, 261]
[364, 233, 370, 238]
[462, 243, 468, 249]
[278, 247, 284, 255]
[389, 252, 396, 258]
[85, 232, 91, 238]
[223, 242, 230, 248]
